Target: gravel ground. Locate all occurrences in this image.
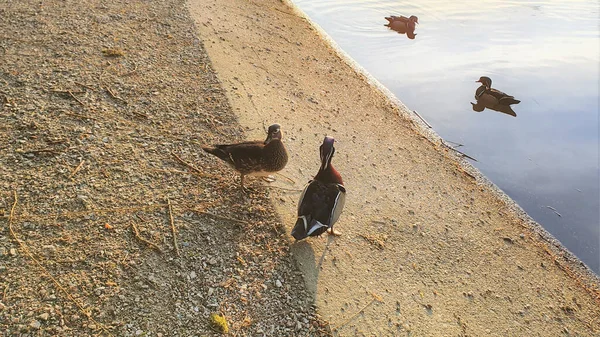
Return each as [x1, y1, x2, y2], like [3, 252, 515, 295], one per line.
[0, 0, 331, 335]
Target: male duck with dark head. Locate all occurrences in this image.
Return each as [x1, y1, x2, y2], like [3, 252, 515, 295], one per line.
[475, 76, 520, 109]
[202, 124, 288, 192]
[292, 136, 346, 241]
[384, 15, 418, 35]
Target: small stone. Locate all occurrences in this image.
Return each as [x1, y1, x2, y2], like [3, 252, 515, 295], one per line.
[208, 258, 217, 265]
[135, 330, 143, 335]
[38, 313, 49, 321]
[275, 280, 282, 288]
[9, 248, 17, 256]
[190, 271, 197, 279]
[208, 287, 214, 296]
[30, 320, 41, 329]
[43, 245, 56, 252]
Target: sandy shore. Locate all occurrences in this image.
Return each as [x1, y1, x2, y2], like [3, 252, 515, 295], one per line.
[189, 0, 599, 335]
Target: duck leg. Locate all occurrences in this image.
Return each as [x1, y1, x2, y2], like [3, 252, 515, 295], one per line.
[262, 175, 277, 183]
[240, 174, 248, 193]
[327, 227, 342, 236]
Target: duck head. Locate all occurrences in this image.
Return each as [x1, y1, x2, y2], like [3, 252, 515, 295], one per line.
[409, 15, 419, 24]
[319, 136, 336, 170]
[264, 123, 282, 144]
[476, 76, 492, 88]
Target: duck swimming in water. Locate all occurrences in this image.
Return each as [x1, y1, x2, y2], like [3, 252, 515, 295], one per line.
[292, 136, 346, 240]
[202, 124, 288, 193]
[474, 76, 520, 110]
[385, 15, 418, 38]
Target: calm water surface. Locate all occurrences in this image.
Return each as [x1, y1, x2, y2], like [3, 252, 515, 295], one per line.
[292, 0, 600, 273]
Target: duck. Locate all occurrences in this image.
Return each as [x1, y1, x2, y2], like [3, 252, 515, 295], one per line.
[384, 15, 418, 36]
[475, 76, 520, 110]
[292, 136, 346, 241]
[202, 124, 288, 192]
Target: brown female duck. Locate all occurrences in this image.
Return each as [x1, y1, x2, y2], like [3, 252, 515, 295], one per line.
[292, 136, 346, 240]
[385, 15, 418, 36]
[475, 76, 520, 109]
[202, 124, 288, 192]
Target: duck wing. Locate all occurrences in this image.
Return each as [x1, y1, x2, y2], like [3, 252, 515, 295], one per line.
[292, 180, 346, 240]
[385, 15, 409, 23]
[203, 140, 265, 173]
[488, 88, 520, 105]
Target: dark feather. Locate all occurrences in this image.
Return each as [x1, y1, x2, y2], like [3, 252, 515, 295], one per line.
[292, 180, 346, 240]
[203, 141, 266, 174]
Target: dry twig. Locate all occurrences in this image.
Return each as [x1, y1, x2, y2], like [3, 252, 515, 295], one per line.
[75, 81, 95, 90]
[172, 152, 203, 175]
[7, 191, 113, 336]
[275, 172, 296, 185]
[120, 63, 138, 77]
[167, 198, 180, 257]
[2, 284, 8, 301]
[70, 159, 85, 179]
[68, 90, 85, 106]
[16, 148, 61, 155]
[63, 111, 98, 121]
[105, 87, 128, 104]
[131, 222, 163, 253]
[195, 210, 249, 226]
[334, 292, 383, 331]
[412, 110, 432, 128]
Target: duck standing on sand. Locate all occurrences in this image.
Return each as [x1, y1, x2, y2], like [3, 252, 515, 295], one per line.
[202, 124, 288, 192]
[292, 136, 346, 241]
[384, 15, 418, 38]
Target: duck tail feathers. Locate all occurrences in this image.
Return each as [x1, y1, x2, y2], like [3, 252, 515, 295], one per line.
[202, 146, 229, 161]
[291, 216, 328, 241]
[500, 97, 521, 105]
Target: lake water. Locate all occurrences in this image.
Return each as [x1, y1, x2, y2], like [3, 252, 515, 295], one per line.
[292, 0, 599, 273]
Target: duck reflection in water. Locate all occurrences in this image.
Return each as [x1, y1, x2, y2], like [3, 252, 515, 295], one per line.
[472, 76, 520, 117]
[385, 15, 418, 39]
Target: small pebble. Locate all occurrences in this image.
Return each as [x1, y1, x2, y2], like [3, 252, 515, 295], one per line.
[275, 280, 283, 288]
